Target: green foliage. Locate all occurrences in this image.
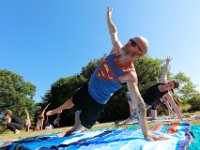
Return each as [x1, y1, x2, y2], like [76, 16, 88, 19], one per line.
[187, 93, 200, 112]
[173, 72, 197, 99]
[43, 75, 87, 107]
[134, 56, 162, 92]
[0, 69, 37, 125]
[80, 55, 106, 79]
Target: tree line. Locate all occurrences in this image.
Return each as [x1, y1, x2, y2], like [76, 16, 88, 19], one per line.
[1, 55, 200, 128]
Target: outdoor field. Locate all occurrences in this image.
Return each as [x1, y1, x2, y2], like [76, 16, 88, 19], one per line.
[0, 112, 200, 149]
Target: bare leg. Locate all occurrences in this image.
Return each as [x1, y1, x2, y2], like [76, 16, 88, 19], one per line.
[124, 101, 137, 124]
[128, 100, 134, 115]
[46, 98, 74, 116]
[151, 110, 157, 120]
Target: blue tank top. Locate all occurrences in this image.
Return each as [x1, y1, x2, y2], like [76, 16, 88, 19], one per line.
[88, 54, 132, 104]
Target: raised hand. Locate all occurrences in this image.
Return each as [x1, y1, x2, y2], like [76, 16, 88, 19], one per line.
[165, 56, 172, 64]
[107, 7, 113, 20]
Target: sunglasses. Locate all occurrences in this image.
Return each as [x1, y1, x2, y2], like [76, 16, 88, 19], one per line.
[129, 39, 142, 53]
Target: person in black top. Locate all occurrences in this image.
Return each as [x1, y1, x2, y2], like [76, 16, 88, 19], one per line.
[0, 110, 24, 134]
[120, 57, 182, 124]
[145, 57, 182, 120]
[141, 81, 181, 119]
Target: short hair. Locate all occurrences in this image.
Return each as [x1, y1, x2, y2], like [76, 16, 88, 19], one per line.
[172, 80, 179, 88]
[4, 110, 12, 116]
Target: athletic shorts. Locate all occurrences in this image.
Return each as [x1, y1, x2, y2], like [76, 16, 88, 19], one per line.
[72, 83, 104, 129]
[151, 103, 168, 110]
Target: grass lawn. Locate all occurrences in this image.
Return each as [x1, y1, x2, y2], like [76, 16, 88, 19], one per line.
[0, 112, 200, 142]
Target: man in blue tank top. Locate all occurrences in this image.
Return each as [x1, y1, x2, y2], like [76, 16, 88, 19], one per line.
[46, 7, 168, 141]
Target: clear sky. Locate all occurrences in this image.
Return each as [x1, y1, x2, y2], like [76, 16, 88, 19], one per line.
[1, 0, 200, 103]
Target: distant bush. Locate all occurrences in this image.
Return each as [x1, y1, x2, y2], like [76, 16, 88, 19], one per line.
[181, 104, 191, 113]
[187, 94, 200, 112]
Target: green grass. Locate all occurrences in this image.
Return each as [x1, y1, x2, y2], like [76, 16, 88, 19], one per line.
[0, 112, 200, 142]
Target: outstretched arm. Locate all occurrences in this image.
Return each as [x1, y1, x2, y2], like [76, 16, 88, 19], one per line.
[25, 109, 30, 120]
[106, 7, 122, 53]
[160, 57, 172, 83]
[164, 93, 183, 120]
[41, 103, 51, 116]
[125, 75, 168, 141]
[126, 79, 149, 139]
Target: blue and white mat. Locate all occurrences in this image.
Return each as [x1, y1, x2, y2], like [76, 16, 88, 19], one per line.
[2, 121, 191, 150]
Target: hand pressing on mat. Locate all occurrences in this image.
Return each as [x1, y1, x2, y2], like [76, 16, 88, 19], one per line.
[146, 132, 170, 141]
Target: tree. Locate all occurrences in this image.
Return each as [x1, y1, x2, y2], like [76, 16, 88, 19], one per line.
[134, 56, 162, 92]
[187, 93, 200, 112]
[172, 72, 197, 100]
[80, 55, 106, 79]
[0, 69, 37, 122]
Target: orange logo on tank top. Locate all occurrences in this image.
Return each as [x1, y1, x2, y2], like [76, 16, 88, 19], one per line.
[97, 60, 114, 81]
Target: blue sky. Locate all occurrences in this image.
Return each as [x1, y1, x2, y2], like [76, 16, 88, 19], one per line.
[1, 0, 200, 103]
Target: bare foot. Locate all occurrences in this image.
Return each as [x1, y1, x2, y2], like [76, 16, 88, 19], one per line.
[118, 118, 131, 125]
[14, 129, 20, 134]
[56, 128, 86, 137]
[73, 129, 87, 134]
[57, 132, 66, 137]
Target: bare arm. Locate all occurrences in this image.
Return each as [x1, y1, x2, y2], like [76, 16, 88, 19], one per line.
[25, 109, 30, 120]
[41, 103, 51, 116]
[160, 57, 172, 83]
[164, 93, 183, 120]
[119, 72, 169, 141]
[126, 79, 149, 139]
[120, 73, 149, 138]
[106, 7, 122, 54]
